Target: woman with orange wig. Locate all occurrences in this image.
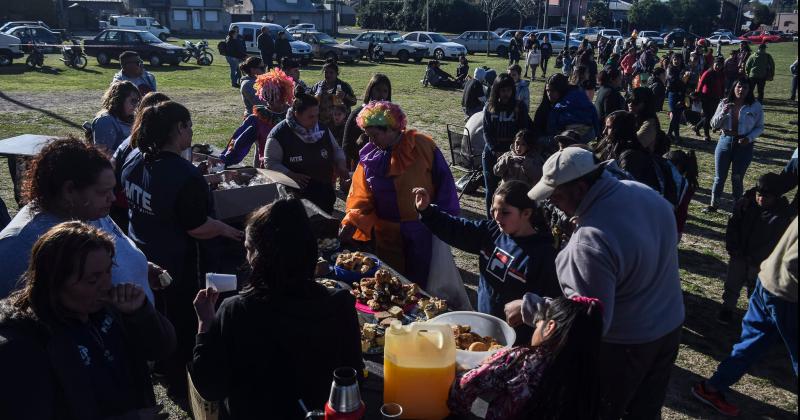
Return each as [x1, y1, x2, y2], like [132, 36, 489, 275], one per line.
[339, 101, 460, 289]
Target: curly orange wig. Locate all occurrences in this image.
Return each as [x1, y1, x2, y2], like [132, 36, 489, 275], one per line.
[254, 68, 295, 104]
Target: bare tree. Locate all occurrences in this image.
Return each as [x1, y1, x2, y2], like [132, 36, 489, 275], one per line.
[479, 0, 513, 55]
[516, 0, 538, 28]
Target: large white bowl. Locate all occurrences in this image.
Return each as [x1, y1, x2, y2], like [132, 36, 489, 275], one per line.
[430, 311, 516, 369]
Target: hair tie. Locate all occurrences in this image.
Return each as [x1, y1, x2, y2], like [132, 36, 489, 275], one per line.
[571, 296, 603, 315]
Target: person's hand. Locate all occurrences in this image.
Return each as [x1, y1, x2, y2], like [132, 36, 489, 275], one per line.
[412, 187, 431, 211]
[221, 224, 245, 242]
[737, 136, 751, 145]
[338, 224, 358, 248]
[504, 299, 524, 327]
[147, 262, 168, 291]
[288, 171, 311, 188]
[193, 287, 219, 332]
[107, 284, 146, 315]
[723, 103, 732, 113]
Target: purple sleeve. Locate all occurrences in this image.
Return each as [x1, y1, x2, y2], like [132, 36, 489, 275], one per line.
[219, 118, 257, 166]
[432, 148, 460, 216]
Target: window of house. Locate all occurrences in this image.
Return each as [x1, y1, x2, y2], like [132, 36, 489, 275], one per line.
[205, 11, 218, 21]
[173, 10, 188, 21]
[187, 0, 204, 6]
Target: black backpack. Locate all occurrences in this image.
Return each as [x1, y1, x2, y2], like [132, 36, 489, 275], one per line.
[217, 40, 228, 56]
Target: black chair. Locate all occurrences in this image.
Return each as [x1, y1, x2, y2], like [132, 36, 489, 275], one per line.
[445, 123, 483, 200]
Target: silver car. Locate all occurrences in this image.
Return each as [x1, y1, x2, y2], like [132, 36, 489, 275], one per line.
[451, 31, 511, 56]
[346, 31, 428, 62]
[403, 31, 467, 60]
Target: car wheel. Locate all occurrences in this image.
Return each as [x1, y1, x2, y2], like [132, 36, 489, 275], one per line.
[496, 46, 507, 57]
[149, 54, 162, 66]
[97, 51, 110, 66]
[434, 48, 444, 60]
[0, 53, 12, 66]
[325, 51, 337, 62]
[397, 50, 410, 62]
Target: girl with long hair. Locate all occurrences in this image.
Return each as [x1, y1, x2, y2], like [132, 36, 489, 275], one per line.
[342, 73, 392, 167]
[92, 80, 140, 156]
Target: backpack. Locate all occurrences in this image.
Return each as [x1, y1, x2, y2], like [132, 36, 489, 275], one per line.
[217, 40, 228, 56]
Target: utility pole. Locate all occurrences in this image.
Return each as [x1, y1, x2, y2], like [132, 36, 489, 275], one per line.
[565, 0, 572, 37]
[426, 0, 430, 31]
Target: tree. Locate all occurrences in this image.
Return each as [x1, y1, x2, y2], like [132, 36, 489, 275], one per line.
[669, 0, 718, 35]
[515, 0, 538, 28]
[750, 3, 776, 28]
[628, 0, 673, 30]
[478, 0, 513, 54]
[584, 1, 610, 27]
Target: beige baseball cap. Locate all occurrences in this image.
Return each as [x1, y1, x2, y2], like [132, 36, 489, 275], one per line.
[527, 147, 608, 201]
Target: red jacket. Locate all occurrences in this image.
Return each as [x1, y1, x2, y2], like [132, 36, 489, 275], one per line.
[696, 69, 725, 99]
[620, 53, 637, 75]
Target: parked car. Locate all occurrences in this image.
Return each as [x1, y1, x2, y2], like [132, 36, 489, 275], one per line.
[598, 29, 623, 41]
[84, 29, 185, 66]
[522, 25, 539, 31]
[664, 30, 698, 47]
[230, 22, 313, 65]
[499, 29, 537, 40]
[778, 30, 795, 41]
[451, 31, 511, 56]
[292, 30, 360, 63]
[570, 27, 600, 43]
[739, 30, 782, 43]
[0, 32, 25, 66]
[0, 21, 50, 33]
[2, 26, 62, 53]
[530, 31, 581, 53]
[346, 30, 427, 62]
[634, 30, 664, 47]
[494, 27, 513, 35]
[403, 31, 467, 60]
[286, 23, 316, 32]
[712, 30, 734, 38]
[108, 15, 170, 41]
[707, 34, 741, 46]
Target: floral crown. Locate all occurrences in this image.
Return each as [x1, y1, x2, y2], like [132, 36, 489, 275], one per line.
[356, 100, 407, 132]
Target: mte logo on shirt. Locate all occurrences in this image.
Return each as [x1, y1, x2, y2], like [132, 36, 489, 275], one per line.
[124, 180, 153, 215]
[289, 155, 303, 163]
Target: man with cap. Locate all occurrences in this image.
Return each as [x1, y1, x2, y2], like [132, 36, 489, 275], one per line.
[745, 43, 775, 102]
[505, 146, 685, 419]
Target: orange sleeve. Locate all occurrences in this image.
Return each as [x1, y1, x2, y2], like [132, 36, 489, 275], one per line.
[341, 163, 377, 241]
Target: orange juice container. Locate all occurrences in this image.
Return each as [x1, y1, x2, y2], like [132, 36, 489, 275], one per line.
[383, 321, 456, 419]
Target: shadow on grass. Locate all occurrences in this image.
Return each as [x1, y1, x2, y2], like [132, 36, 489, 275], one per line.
[0, 91, 83, 130]
[679, 247, 727, 279]
[93, 63, 202, 73]
[664, 364, 797, 419]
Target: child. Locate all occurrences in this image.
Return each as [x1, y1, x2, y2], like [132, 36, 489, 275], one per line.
[526, 42, 541, 80]
[560, 49, 573, 76]
[507, 64, 530, 109]
[455, 54, 469, 85]
[448, 296, 603, 420]
[719, 173, 793, 324]
[329, 103, 348, 147]
[649, 67, 667, 112]
[685, 91, 704, 135]
[493, 129, 543, 186]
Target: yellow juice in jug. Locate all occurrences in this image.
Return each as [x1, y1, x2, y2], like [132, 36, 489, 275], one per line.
[383, 321, 456, 420]
[384, 359, 455, 419]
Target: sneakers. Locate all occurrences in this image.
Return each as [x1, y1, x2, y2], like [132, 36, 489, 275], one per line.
[702, 206, 718, 213]
[692, 381, 741, 416]
[717, 308, 733, 325]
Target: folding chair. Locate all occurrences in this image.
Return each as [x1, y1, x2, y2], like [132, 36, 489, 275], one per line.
[446, 123, 483, 200]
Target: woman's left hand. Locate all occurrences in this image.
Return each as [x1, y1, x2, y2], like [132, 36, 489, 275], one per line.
[147, 262, 167, 291]
[193, 287, 219, 332]
[108, 284, 146, 315]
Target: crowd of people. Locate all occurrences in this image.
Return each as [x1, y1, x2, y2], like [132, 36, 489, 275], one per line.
[0, 32, 796, 420]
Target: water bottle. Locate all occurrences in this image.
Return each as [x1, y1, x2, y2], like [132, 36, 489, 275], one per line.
[324, 367, 365, 420]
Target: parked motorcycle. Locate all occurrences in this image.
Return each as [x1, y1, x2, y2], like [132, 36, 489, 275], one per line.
[60, 39, 87, 69]
[182, 39, 214, 66]
[371, 44, 385, 63]
[25, 42, 44, 69]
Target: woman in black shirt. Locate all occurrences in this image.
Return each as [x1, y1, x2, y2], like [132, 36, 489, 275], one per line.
[342, 74, 393, 168]
[191, 199, 363, 419]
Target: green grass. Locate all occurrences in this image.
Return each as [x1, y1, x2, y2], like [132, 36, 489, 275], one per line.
[1, 41, 798, 419]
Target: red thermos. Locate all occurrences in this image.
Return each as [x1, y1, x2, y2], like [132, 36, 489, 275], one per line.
[324, 367, 366, 420]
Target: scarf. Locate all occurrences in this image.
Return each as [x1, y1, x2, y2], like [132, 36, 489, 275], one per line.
[285, 107, 324, 143]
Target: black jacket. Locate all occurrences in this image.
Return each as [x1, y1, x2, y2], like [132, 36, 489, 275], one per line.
[0, 300, 175, 420]
[342, 104, 366, 166]
[190, 284, 364, 420]
[275, 38, 292, 57]
[226, 36, 247, 60]
[257, 32, 274, 55]
[649, 78, 666, 112]
[726, 196, 792, 264]
[594, 85, 626, 122]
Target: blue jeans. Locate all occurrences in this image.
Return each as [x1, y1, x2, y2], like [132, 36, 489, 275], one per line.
[482, 144, 499, 218]
[709, 280, 798, 392]
[226, 56, 241, 86]
[667, 92, 683, 142]
[711, 135, 754, 207]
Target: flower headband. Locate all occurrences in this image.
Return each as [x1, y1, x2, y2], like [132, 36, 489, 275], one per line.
[355, 100, 407, 132]
[254, 68, 295, 104]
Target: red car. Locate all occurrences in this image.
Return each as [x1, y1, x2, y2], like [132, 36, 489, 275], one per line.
[739, 30, 782, 43]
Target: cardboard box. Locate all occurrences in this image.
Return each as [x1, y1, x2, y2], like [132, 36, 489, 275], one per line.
[204, 168, 300, 221]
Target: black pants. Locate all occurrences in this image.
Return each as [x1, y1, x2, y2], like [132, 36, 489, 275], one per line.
[751, 77, 766, 102]
[540, 56, 550, 76]
[597, 326, 682, 420]
[302, 180, 336, 215]
[701, 96, 721, 138]
[260, 51, 273, 69]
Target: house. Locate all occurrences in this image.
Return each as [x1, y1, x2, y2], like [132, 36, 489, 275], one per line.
[125, 0, 231, 33]
[64, 0, 127, 30]
[773, 11, 797, 32]
[251, 0, 334, 31]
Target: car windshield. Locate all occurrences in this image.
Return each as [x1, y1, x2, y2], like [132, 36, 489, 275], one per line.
[428, 33, 449, 42]
[641, 31, 658, 37]
[605, 30, 621, 36]
[389, 33, 404, 42]
[316, 33, 337, 44]
[139, 31, 162, 43]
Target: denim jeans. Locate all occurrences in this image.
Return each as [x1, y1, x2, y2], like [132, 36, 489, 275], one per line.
[226, 56, 241, 86]
[711, 135, 754, 207]
[709, 280, 798, 392]
[667, 92, 683, 142]
[482, 144, 500, 218]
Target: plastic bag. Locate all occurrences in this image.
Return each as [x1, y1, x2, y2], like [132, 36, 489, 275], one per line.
[426, 236, 472, 311]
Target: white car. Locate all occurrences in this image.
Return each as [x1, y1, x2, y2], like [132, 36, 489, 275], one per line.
[403, 31, 467, 60]
[286, 23, 316, 32]
[0, 32, 25, 66]
[230, 22, 313, 65]
[108, 15, 170, 41]
[635, 30, 664, 47]
[708, 34, 742, 46]
[529, 31, 581, 53]
[598, 29, 623, 41]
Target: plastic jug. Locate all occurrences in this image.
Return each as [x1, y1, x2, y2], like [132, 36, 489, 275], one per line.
[383, 321, 456, 419]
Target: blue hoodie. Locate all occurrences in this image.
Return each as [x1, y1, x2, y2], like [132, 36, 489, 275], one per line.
[547, 87, 600, 136]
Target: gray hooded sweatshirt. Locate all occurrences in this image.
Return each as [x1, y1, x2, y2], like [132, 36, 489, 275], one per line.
[530, 172, 685, 344]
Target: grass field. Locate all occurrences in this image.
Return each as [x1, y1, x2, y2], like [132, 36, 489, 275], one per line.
[0, 40, 797, 419]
